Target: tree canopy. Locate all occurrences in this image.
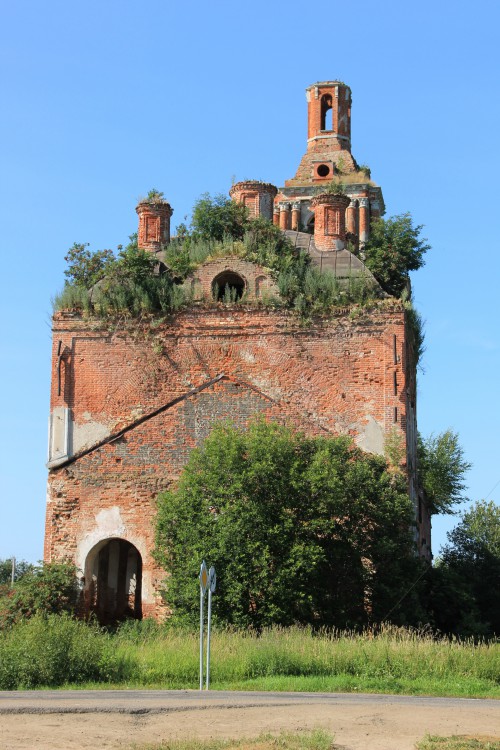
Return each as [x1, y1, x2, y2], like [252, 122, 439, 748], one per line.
[418, 430, 471, 514]
[426, 501, 500, 637]
[191, 192, 250, 241]
[364, 213, 430, 297]
[0, 559, 33, 586]
[0, 562, 78, 629]
[155, 420, 420, 629]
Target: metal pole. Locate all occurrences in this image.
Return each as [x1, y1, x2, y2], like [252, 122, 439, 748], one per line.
[199, 583, 204, 690]
[206, 587, 212, 690]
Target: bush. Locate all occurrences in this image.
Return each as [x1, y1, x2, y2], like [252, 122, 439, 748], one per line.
[155, 420, 419, 629]
[364, 213, 430, 298]
[0, 614, 121, 688]
[0, 561, 78, 628]
[191, 193, 249, 241]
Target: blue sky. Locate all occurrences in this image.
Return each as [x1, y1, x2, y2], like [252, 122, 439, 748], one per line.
[1, 0, 499, 563]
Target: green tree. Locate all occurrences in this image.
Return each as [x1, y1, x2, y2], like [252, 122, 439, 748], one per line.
[0, 559, 33, 586]
[0, 562, 78, 628]
[427, 501, 500, 637]
[418, 430, 471, 514]
[364, 213, 430, 297]
[64, 242, 115, 288]
[155, 421, 418, 629]
[191, 193, 249, 241]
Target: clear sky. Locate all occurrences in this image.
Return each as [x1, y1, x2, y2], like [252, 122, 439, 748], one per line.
[1, 0, 499, 564]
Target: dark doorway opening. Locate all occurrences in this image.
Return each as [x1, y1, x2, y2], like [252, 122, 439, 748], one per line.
[85, 538, 142, 625]
[212, 271, 245, 302]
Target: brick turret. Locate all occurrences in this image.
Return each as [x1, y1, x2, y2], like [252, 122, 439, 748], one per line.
[136, 199, 173, 253]
[307, 81, 352, 149]
[229, 181, 277, 221]
[286, 81, 358, 186]
[310, 192, 351, 251]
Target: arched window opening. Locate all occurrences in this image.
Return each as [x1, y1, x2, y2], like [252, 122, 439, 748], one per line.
[84, 538, 142, 625]
[212, 271, 245, 302]
[321, 94, 333, 131]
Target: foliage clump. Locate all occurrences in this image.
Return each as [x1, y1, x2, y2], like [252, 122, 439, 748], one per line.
[155, 420, 420, 630]
[364, 213, 430, 297]
[425, 501, 500, 638]
[418, 430, 471, 515]
[0, 558, 33, 586]
[54, 234, 185, 317]
[0, 561, 78, 629]
[0, 614, 119, 689]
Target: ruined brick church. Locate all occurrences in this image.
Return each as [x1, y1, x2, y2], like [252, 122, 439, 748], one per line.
[45, 81, 430, 622]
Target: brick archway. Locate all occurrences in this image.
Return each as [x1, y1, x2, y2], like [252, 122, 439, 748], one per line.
[84, 538, 142, 624]
[212, 271, 246, 301]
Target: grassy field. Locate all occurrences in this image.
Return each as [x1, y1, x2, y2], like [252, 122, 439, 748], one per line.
[0, 616, 498, 697]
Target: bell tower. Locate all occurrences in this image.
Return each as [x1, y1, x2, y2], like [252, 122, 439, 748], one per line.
[306, 81, 352, 150]
[285, 80, 358, 186]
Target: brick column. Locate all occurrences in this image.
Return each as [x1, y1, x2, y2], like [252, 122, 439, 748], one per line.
[346, 198, 358, 235]
[273, 206, 280, 226]
[310, 193, 350, 251]
[136, 200, 173, 253]
[279, 203, 290, 230]
[358, 197, 370, 245]
[291, 202, 301, 231]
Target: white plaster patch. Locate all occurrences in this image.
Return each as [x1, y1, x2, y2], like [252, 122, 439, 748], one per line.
[355, 415, 385, 455]
[76, 506, 126, 571]
[72, 415, 111, 453]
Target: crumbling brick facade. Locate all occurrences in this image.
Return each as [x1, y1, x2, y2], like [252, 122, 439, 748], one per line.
[45, 81, 430, 622]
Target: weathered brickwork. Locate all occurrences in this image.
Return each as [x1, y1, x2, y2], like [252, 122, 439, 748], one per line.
[229, 181, 277, 221]
[310, 193, 351, 251]
[183, 258, 278, 302]
[46, 303, 426, 619]
[136, 199, 173, 252]
[45, 80, 430, 622]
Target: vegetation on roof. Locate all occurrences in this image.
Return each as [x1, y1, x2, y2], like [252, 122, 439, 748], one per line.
[53, 192, 427, 347]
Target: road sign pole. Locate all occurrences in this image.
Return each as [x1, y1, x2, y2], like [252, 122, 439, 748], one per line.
[199, 583, 204, 689]
[199, 562, 206, 690]
[205, 566, 216, 691]
[206, 586, 212, 690]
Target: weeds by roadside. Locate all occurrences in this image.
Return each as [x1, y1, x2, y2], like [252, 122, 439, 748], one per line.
[1, 618, 498, 697]
[131, 730, 335, 750]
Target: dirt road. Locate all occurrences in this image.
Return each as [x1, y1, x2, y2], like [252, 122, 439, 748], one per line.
[0, 690, 498, 750]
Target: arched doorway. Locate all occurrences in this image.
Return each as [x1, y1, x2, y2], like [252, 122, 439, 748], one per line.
[84, 538, 142, 624]
[212, 271, 246, 301]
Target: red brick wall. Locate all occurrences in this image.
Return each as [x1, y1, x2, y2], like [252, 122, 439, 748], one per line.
[46, 303, 419, 618]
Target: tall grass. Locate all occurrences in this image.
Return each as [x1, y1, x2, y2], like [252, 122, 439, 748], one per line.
[1, 619, 498, 694]
[111, 623, 499, 688]
[0, 614, 120, 689]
